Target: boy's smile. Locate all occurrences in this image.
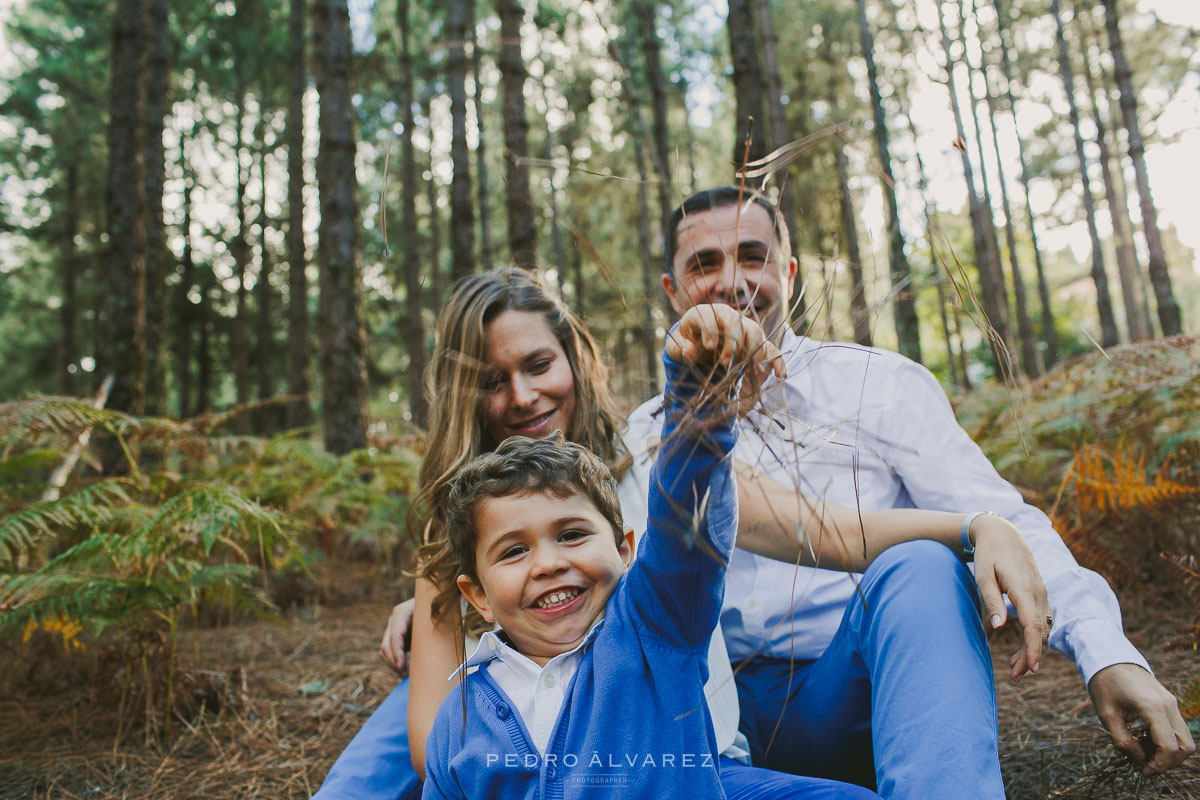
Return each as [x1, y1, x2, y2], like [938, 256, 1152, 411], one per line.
[457, 490, 634, 666]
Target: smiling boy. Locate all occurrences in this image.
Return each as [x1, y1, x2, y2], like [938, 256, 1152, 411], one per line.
[420, 308, 879, 800]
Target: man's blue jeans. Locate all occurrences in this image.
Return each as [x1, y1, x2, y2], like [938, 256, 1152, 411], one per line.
[733, 540, 1004, 800]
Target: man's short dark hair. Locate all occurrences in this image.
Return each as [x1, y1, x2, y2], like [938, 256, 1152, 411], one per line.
[446, 434, 625, 581]
[663, 186, 793, 281]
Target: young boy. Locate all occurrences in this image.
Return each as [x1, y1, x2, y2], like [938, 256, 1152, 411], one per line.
[421, 307, 879, 799]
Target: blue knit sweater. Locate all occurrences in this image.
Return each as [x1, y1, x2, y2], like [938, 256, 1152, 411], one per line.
[422, 350, 739, 800]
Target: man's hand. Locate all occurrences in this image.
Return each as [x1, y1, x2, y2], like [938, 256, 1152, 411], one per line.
[666, 304, 786, 393]
[378, 597, 416, 677]
[969, 515, 1051, 678]
[1088, 663, 1195, 776]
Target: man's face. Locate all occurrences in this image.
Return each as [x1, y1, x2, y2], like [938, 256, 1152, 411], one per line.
[456, 489, 634, 667]
[662, 202, 797, 344]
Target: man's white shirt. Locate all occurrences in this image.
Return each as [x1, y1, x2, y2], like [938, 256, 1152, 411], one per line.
[624, 329, 1149, 686]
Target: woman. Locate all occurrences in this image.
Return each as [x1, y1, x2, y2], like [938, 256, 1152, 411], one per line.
[314, 269, 1048, 800]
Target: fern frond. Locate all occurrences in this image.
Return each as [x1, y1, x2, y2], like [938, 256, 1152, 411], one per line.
[1072, 443, 1200, 515]
[0, 397, 131, 456]
[0, 479, 132, 566]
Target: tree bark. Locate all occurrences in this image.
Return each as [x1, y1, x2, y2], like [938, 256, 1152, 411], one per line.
[1052, 0, 1118, 347]
[102, 0, 148, 420]
[60, 163, 80, 396]
[254, 144, 276, 419]
[469, 0, 495, 272]
[143, 0, 169, 415]
[398, 0, 428, 427]
[631, 126, 661, 391]
[1078, 3, 1150, 341]
[447, 0, 475, 282]
[174, 130, 195, 417]
[857, 0, 920, 363]
[754, 0, 805, 322]
[497, 0, 536, 269]
[426, 95, 444, 304]
[938, 1, 1013, 376]
[286, 0, 312, 428]
[726, 0, 767, 168]
[1103, 0, 1181, 336]
[314, 0, 368, 454]
[231, 75, 252, 428]
[975, 0, 1040, 377]
[993, 0, 1059, 365]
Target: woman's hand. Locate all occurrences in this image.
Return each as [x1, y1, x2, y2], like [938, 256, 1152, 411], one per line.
[379, 597, 416, 677]
[969, 515, 1052, 679]
[666, 304, 787, 390]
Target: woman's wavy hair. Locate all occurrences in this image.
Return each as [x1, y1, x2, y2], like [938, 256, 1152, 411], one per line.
[411, 268, 628, 631]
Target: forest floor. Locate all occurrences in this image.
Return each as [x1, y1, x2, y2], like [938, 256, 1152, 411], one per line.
[2, 591, 1198, 800]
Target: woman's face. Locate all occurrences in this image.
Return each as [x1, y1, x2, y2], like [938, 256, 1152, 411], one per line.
[480, 309, 577, 443]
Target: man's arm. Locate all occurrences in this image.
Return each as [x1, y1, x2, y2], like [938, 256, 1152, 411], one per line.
[880, 358, 1193, 774]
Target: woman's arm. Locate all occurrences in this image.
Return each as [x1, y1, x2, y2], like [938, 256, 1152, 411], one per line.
[733, 461, 1051, 676]
[407, 576, 465, 779]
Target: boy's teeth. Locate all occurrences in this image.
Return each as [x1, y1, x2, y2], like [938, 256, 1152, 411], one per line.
[538, 589, 579, 608]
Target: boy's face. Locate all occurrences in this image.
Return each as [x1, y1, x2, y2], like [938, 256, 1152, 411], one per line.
[457, 489, 634, 666]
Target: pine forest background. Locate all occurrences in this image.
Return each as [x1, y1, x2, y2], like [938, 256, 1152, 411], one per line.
[1, 0, 1200, 797]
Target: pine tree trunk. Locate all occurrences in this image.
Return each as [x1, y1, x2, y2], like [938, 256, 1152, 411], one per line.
[286, 0, 312, 428]
[254, 145, 276, 420]
[102, 0, 148, 421]
[858, 0, 920, 363]
[174, 133, 195, 417]
[631, 126, 661, 392]
[976, 1, 1040, 377]
[1107, 115, 1155, 333]
[398, 0, 428, 427]
[447, 0, 475, 282]
[195, 258, 215, 415]
[633, 1, 677, 325]
[469, 0, 495, 272]
[60, 163, 79, 396]
[143, 0, 169, 415]
[957, 0, 1009, 332]
[726, 0, 767, 168]
[497, 0, 536, 269]
[426, 95, 444, 304]
[827, 49, 869, 346]
[1103, 0, 1181, 336]
[754, 0, 805, 323]
[993, 0, 1059, 366]
[543, 129, 566, 282]
[1078, 4, 1150, 341]
[314, 0, 368, 454]
[938, 2, 1013, 376]
[231, 78, 252, 428]
[1052, 0, 1118, 347]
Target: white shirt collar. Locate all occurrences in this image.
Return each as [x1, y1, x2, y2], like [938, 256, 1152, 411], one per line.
[448, 617, 607, 682]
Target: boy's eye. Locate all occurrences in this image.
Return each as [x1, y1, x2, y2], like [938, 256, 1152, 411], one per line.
[499, 544, 527, 560]
[559, 529, 587, 543]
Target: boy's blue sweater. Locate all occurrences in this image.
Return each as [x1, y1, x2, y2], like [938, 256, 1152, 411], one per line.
[422, 351, 739, 800]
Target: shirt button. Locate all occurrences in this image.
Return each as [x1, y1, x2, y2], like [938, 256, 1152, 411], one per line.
[496, 703, 510, 720]
[543, 673, 556, 688]
[748, 600, 759, 609]
[488, 638, 498, 652]
[546, 764, 558, 780]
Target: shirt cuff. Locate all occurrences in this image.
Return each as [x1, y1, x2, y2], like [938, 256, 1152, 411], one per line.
[1063, 617, 1153, 687]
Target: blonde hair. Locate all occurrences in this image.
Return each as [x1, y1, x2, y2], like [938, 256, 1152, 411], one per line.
[411, 269, 627, 630]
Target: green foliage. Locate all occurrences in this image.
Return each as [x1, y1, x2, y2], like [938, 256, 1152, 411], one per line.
[0, 394, 419, 731]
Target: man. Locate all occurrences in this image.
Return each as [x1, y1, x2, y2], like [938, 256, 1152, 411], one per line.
[622, 185, 1193, 794]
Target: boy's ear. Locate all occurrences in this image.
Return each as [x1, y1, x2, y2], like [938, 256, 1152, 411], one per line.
[618, 527, 635, 569]
[456, 574, 496, 624]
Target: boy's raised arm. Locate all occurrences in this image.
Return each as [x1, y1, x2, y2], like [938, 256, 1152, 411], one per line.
[625, 306, 784, 651]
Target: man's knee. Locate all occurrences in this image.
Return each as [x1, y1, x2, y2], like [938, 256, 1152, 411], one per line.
[861, 539, 973, 606]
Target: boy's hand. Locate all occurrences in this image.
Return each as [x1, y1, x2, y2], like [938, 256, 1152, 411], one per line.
[968, 515, 1052, 680]
[667, 304, 787, 393]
